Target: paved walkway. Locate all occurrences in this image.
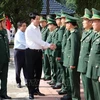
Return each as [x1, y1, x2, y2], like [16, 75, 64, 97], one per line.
[7, 49, 85, 100]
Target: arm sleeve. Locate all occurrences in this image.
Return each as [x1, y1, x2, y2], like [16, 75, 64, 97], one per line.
[25, 29, 51, 49]
[16, 33, 26, 46]
[70, 32, 78, 66]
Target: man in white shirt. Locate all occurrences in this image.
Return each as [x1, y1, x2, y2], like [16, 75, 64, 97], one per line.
[25, 12, 56, 99]
[14, 21, 27, 88]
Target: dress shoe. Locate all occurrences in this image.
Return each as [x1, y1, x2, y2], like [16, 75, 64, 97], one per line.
[34, 90, 45, 96]
[52, 85, 61, 89]
[17, 83, 22, 88]
[58, 90, 67, 95]
[29, 94, 34, 99]
[60, 95, 72, 100]
[1, 95, 12, 99]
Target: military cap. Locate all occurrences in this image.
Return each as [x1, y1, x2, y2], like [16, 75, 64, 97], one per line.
[55, 12, 61, 19]
[91, 8, 100, 19]
[61, 12, 67, 18]
[65, 15, 78, 23]
[40, 16, 47, 22]
[47, 17, 57, 25]
[81, 8, 92, 19]
[46, 15, 55, 20]
[0, 11, 5, 21]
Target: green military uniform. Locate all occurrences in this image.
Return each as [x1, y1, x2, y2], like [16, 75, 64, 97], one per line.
[86, 8, 100, 100]
[52, 13, 65, 88]
[0, 12, 10, 97]
[77, 8, 95, 100]
[54, 25, 66, 88]
[45, 18, 59, 84]
[42, 28, 51, 80]
[58, 12, 71, 94]
[62, 15, 80, 100]
[40, 17, 51, 80]
[58, 29, 71, 94]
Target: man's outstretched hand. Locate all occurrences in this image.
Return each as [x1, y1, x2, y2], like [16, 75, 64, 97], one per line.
[50, 44, 56, 50]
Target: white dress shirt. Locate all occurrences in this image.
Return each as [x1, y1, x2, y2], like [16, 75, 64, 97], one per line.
[25, 23, 50, 50]
[14, 29, 26, 49]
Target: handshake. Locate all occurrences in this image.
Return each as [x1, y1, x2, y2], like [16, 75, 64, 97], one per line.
[50, 44, 56, 50]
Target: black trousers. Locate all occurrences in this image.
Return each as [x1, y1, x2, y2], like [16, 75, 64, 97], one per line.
[25, 48, 42, 95]
[14, 49, 26, 84]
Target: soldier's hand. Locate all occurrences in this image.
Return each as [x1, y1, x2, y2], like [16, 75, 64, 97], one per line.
[50, 44, 56, 50]
[56, 57, 61, 61]
[42, 55, 44, 59]
[70, 66, 76, 69]
[98, 77, 100, 82]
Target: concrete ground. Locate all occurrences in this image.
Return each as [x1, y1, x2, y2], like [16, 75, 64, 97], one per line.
[7, 49, 85, 100]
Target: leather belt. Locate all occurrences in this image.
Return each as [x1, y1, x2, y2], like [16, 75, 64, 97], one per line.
[15, 49, 25, 51]
[32, 49, 42, 52]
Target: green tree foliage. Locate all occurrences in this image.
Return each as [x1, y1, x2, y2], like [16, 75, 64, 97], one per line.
[0, 0, 43, 29]
[76, 0, 100, 15]
[56, 0, 76, 11]
[66, 0, 77, 11]
[56, 0, 100, 16]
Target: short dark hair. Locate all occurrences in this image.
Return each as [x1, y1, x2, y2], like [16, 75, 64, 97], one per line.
[29, 12, 40, 20]
[17, 20, 26, 28]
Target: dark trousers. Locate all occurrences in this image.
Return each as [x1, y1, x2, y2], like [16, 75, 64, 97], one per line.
[68, 68, 80, 100]
[25, 48, 42, 95]
[43, 54, 51, 79]
[14, 49, 26, 84]
[0, 63, 8, 96]
[81, 73, 94, 100]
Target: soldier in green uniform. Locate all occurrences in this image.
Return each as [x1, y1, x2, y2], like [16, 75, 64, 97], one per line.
[0, 12, 11, 99]
[77, 8, 95, 100]
[61, 15, 80, 100]
[40, 16, 51, 80]
[86, 8, 100, 100]
[51, 12, 63, 89]
[57, 12, 71, 95]
[45, 17, 58, 85]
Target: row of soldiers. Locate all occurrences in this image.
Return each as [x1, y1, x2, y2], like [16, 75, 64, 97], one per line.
[40, 8, 100, 100]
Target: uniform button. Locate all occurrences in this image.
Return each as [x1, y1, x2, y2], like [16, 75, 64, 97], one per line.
[89, 55, 91, 57]
[91, 48, 93, 50]
[95, 66, 98, 68]
[68, 56, 70, 58]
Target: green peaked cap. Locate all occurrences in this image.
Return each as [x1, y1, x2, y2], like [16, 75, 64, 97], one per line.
[65, 15, 78, 23]
[55, 12, 61, 19]
[47, 17, 56, 25]
[60, 10, 68, 18]
[0, 11, 5, 21]
[46, 15, 55, 20]
[81, 8, 92, 19]
[91, 8, 100, 19]
[40, 16, 47, 22]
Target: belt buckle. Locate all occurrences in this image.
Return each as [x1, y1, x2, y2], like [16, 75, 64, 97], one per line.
[37, 49, 41, 52]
